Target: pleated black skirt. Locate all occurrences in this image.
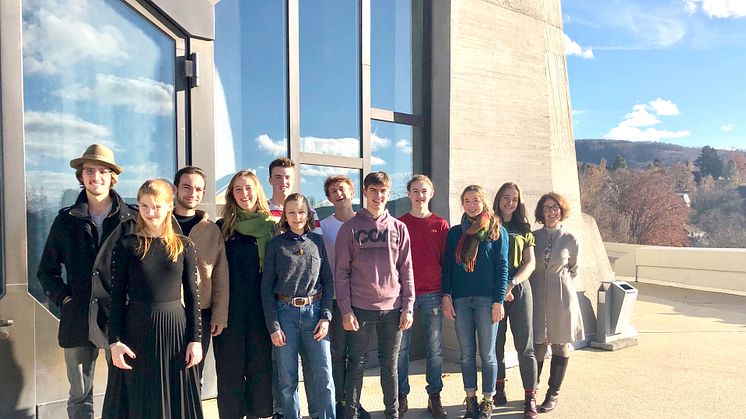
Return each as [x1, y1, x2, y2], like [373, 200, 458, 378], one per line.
[103, 300, 203, 419]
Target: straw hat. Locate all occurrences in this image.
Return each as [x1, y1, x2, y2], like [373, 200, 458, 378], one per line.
[69, 144, 123, 174]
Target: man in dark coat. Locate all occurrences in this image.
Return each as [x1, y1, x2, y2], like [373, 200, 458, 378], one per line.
[37, 144, 137, 419]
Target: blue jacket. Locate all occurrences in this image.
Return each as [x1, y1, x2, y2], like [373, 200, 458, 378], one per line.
[441, 223, 509, 303]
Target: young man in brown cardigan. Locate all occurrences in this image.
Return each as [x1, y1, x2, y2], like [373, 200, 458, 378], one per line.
[173, 166, 230, 377]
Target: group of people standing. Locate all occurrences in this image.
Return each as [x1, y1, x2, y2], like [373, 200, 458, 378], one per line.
[38, 143, 585, 419]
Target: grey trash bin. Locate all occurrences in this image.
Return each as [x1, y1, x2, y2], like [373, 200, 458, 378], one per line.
[593, 281, 638, 349]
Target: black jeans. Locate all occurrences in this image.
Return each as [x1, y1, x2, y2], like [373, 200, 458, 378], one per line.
[330, 300, 350, 403]
[345, 308, 402, 419]
[495, 282, 538, 390]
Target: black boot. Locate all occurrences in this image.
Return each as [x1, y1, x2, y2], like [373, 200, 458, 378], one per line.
[493, 379, 507, 406]
[538, 355, 568, 413]
[463, 396, 479, 419]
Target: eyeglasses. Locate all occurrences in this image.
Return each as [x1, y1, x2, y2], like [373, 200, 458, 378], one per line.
[82, 168, 112, 176]
[543, 204, 561, 213]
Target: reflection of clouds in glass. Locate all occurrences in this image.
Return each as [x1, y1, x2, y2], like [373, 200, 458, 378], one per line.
[54, 74, 174, 116]
[396, 139, 413, 155]
[302, 166, 357, 178]
[371, 132, 391, 151]
[372, 155, 386, 166]
[26, 168, 80, 203]
[23, 0, 129, 75]
[24, 111, 113, 164]
[115, 161, 161, 197]
[255, 134, 288, 156]
[301, 136, 358, 157]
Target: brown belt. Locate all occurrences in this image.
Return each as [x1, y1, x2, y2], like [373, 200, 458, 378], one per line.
[276, 293, 322, 307]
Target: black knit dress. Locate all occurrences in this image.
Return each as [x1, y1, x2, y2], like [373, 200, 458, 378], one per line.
[103, 234, 203, 419]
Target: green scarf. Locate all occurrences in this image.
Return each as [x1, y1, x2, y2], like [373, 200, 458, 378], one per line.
[455, 211, 492, 272]
[234, 209, 276, 270]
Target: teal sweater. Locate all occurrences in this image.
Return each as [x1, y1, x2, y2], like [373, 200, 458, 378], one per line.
[441, 223, 509, 303]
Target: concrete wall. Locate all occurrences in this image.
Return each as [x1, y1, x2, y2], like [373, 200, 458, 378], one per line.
[430, 0, 612, 357]
[605, 242, 746, 296]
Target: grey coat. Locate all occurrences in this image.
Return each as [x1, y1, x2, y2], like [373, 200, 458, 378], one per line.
[529, 225, 585, 344]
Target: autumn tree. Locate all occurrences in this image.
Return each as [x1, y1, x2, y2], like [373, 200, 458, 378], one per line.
[725, 160, 740, 187]
[613, 170, 689, 246]
[729, 152, 746, 185]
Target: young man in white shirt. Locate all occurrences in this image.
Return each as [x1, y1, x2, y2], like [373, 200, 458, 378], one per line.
[319, 175, 370, 419]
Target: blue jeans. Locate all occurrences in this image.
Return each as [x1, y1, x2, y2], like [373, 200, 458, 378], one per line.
[274, 300, 335, 419]
[453, 296, 498, 396]
[397, 292, 444, 395]
[64, 346, 111, 419]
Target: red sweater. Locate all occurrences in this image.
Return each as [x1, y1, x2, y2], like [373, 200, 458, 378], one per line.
[399, 213, 449, 295]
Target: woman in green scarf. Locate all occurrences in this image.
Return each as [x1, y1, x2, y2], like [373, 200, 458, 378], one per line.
[214, 170, 278, 419]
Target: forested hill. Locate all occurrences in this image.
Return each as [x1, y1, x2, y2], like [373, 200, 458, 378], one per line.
[575, 139, 740, 167]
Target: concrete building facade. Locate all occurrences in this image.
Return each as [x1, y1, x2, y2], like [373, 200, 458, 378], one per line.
[0, 0, 611, 416]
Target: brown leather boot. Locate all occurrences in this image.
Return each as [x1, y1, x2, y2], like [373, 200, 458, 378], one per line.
[523, 389, 538, 419]
[538, 355, 568, 413]
[398, 393, 408, 417]
[428, 392, 448, 419]
[493, 379, 507, 406]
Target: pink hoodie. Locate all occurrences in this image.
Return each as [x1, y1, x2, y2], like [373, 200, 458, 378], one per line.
[334, 208, 415, 315]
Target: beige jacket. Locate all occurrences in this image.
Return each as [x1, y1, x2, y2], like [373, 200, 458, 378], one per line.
[179, 210, 230, 327]
[529, 225, 585, 344]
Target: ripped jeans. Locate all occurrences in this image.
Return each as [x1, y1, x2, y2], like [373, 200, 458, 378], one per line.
[397, 292, 444, 395]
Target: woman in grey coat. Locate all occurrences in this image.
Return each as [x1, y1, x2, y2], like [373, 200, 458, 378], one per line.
[529, 192, 584, 413]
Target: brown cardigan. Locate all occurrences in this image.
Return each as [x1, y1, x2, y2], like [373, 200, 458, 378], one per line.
[179, 210, 230, 327]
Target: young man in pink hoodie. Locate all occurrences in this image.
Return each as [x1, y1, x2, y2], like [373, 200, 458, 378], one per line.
[335, 171, 415, 419]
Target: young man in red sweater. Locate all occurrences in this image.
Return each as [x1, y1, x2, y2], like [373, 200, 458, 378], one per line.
[397, 175, 450, 418]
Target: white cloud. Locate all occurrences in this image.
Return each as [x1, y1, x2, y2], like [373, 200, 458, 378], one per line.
[571, 109, 587, 115]
[54, 74, 174, 116]
[396, 139, 413, 155]
[255, 134, 287, 156]
[371, 155, 386, 166]
[603, 99, 690, 142]
[301, 136, 359, 157]
[371, 132, 391, 151]
[301, 166, 357, 178]
[23, 3, 129, 74]
[649, 98, 680, 116]
[24, 111, 113, 164]
[721, 123, 734, 131]
[603, 125, 691, 142]
[684, 0, 746, 18]
[563, 34, 594, 58]
[620, 104, 661, 127]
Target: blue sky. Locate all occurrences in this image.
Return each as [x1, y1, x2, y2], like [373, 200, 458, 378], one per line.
[563, 0, 746, 150]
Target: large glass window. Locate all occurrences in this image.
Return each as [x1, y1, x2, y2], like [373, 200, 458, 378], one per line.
[371, 0, 423, 115]
[22, 0, 178, 314]
[371, 121, 415, 217]
[299, 0, 361, 158]
[214, 0, 288, 198]
[300, 164, 362, 220]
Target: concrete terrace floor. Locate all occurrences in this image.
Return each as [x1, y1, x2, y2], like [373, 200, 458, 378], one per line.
[203, 282, 746, 419]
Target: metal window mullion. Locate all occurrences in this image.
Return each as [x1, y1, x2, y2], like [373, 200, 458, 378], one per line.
[361, 0, 372, 186]
[288, 0, 301, 190]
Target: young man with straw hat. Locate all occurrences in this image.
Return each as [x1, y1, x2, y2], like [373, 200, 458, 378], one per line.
[37, 144, 138, 419]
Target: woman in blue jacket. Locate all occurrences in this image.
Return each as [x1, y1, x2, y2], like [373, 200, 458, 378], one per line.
[442, 185, 509, 419]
